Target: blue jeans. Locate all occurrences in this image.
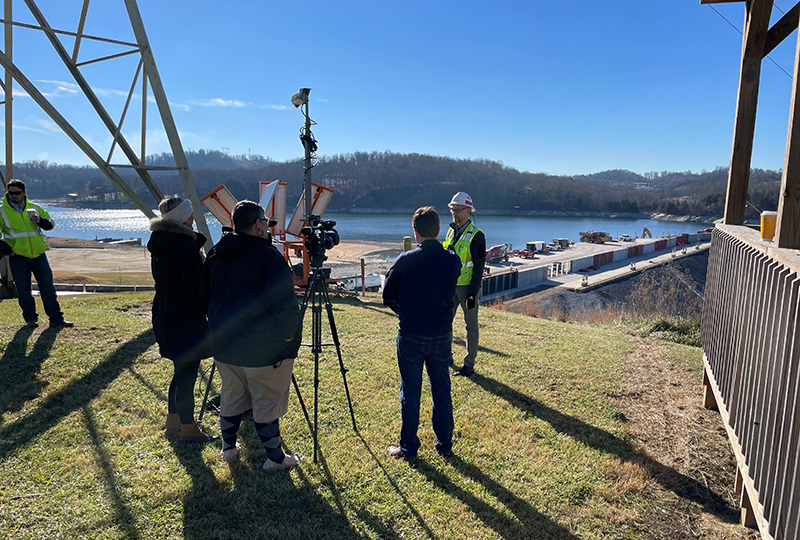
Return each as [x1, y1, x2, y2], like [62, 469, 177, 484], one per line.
[9, 253, 64, 324]
[397, 331, 454, 457]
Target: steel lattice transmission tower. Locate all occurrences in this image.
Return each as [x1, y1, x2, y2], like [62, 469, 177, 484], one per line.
[0, 0, 212, 245]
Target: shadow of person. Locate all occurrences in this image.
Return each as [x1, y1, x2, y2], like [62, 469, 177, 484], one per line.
[82, 405, 141, 540]
[416, 455, 577, 540]
[0, 329, 156, 459]
[0, 326, 62, 426]
[170, 420, 363, 540]
[469, 372, 736, 522]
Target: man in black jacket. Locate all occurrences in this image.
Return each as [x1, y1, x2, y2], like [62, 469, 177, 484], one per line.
[383, 206, 461, 458]
[202, 200, 303, 470]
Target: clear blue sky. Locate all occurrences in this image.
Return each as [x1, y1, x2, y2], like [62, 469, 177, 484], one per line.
[5, 0, 799, 176]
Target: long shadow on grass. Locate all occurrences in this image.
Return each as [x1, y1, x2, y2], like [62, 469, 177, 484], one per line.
[0, 329, 156, 459]
[0, 326, 60, 425]
[82, 405, 141, 539]
[352, 432, 438, 540]
[470, 373, 737, 523]
[170, 425, 364, 540]
[416, 456, 577, 540]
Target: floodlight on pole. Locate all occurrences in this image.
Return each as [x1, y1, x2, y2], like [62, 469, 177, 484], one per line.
[293, 87, 315, 222]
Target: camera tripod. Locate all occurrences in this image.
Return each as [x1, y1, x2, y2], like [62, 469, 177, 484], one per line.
[292, 260, 358, 463]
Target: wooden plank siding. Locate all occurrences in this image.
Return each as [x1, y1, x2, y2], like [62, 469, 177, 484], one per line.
[702, 224, 800, 540]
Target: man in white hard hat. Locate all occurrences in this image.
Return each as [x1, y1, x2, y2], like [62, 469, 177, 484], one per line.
[442, 191, 486, 377]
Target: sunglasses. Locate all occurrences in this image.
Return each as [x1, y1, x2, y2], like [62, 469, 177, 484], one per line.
[7, 190, 23, 195]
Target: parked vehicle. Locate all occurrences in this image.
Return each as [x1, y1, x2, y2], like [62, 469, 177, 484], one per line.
[546, 242, 561, 251]
[527, 241, 547, 253]
[618, 234, 634, 242]
[579, 231, 613, 244]
[486, 243, 511, 264]
[698, 227, 714, 233]
[553, 238, 570, 249]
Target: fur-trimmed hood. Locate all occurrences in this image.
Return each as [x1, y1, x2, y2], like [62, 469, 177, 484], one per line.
[147, 218, 207, 261]
[148, 217, 197, 238]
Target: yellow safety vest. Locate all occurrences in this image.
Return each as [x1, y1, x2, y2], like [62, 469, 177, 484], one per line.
[443, 220, 482, 286]
[0, 196, 50, 258]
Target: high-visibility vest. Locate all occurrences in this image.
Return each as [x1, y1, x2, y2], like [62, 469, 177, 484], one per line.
[0, 196, 50, 259]
[442, 220, 482, 286]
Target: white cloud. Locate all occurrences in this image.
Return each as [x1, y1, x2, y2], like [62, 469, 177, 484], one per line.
[260, 104, 289, 110]
[35, 79, 80, 97]
[93, 87, 129, 98]
[187, 98, 249, 108]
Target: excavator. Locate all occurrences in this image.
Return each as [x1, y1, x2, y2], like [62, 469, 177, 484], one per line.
[642, 226, 652, 239]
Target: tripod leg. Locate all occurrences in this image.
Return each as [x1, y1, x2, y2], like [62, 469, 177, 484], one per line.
[292, 373, 313, 434]
[321, 283, 358, 431]
[198, 361, 216, 423]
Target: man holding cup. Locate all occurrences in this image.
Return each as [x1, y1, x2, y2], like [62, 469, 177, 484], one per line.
[0, 179, 72, 328]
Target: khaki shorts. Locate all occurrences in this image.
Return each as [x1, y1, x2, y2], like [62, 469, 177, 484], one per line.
[216, 359, 295, 424]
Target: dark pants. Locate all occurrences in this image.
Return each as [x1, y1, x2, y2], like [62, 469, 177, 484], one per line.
[168, 355, 203, 424]
[397, 331, 454, 457]
[9, 253, 64, 325]
[452, 285, 479, 368]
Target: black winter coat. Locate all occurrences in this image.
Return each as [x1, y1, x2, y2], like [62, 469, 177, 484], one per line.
[147, 219, 210, 361]
[201, 232, 302, 367]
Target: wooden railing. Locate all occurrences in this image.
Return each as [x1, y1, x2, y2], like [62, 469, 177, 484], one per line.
[701, 224, 800, 540]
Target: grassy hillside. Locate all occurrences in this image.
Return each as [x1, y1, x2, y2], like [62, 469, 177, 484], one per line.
[0, 293, 751, 539]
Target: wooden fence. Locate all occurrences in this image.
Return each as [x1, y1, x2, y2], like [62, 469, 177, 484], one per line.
[701, 224, 800, 540]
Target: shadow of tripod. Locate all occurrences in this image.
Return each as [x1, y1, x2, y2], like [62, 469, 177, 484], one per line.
[293, 261, 358, 463]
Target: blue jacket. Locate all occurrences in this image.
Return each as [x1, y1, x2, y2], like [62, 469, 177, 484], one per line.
[382, 239, 461, 337]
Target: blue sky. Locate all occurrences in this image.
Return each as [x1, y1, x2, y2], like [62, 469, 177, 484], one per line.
[5, 0, 799, 176]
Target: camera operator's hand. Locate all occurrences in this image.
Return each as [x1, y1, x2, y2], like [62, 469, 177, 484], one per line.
[467, 295, 476, 310]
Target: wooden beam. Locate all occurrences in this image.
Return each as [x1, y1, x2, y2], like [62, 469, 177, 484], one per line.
[764, 2, 800, 57]
[724, 0, 774, 225]
[775, 15, 800, 248]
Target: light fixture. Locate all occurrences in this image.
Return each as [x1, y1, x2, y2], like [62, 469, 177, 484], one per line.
[291, 88, 311, 108]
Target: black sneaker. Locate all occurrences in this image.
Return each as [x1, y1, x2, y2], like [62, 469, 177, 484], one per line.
[50, 320, 74, 328]
[454, 366, 474, 377]
[26, 321, 39, 328]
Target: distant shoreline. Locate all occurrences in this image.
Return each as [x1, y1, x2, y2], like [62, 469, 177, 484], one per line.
[43, 199, 719, 224]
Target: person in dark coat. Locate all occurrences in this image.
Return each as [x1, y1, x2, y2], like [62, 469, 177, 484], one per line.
[201, 200, 303, 470]
[148, 196, 216, 443]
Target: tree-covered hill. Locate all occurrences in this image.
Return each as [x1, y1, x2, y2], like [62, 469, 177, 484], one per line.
[7, 151, 782, 218]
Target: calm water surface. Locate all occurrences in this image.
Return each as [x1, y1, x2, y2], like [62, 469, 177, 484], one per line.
[41, 205, 713, 249]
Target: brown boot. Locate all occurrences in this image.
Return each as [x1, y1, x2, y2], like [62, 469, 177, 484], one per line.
[180, 421, 218, 443]
[164, 413, 180, 437]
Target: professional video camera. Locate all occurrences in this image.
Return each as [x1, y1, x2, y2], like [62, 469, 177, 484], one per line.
[300, 215, 339, 268]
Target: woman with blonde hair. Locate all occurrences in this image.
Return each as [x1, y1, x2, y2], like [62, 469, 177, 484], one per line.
[147, 196, 216, 443]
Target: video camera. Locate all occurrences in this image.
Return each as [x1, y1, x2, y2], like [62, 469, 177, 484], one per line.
[301, 215, 339, 268]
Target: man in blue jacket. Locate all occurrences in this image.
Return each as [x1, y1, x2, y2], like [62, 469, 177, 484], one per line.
[383, 206, 461, 458]
[202, 200, 303, 470]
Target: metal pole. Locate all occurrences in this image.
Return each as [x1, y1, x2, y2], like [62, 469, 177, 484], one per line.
[303, 99, 312, 222]
[124, 0, 212, 249]
[4, 0, 11, 186]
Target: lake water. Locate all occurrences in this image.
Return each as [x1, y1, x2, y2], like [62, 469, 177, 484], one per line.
[40, 205, 713, 249]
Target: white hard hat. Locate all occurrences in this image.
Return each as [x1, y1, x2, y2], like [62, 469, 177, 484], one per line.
[448, 191, 475, 211]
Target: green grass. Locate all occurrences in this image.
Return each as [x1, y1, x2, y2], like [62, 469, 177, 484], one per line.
[54, 272, 155, 286]
[0, 292, 676, 539]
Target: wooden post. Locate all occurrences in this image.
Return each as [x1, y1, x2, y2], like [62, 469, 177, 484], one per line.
[741, 483, 758, 528]
[775, 15, 800, 249]
[724, 0, 774, 225]
[702, 367, 719, 411]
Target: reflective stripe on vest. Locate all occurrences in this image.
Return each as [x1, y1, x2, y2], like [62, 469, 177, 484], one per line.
[0, 201, 47, 258]
[443, 221, 482, 286]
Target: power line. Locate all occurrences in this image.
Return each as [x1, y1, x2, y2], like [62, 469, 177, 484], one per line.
[707, 4, 793, 80]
